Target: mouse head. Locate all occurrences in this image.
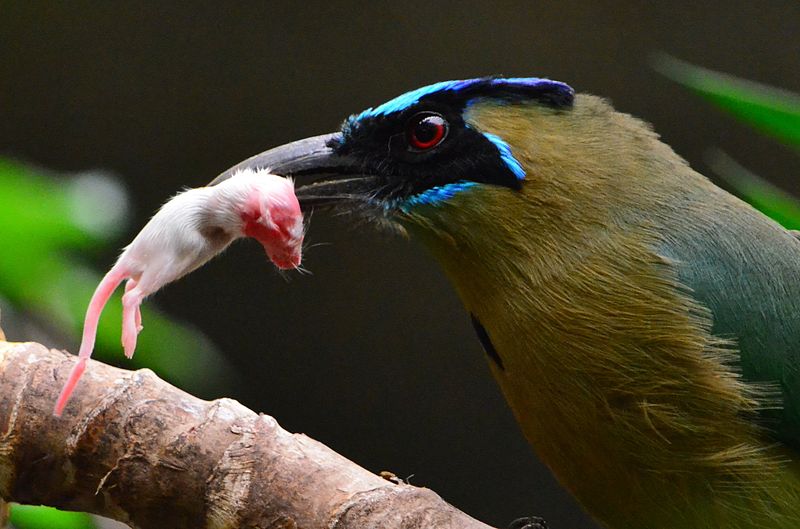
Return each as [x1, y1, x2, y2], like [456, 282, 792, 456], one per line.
[237, 172, 304, 269]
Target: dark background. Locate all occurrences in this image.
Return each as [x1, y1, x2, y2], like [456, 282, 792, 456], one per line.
[2, 2, 799, 528]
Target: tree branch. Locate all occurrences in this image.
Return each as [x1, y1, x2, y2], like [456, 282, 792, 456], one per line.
[0, 339, 497, 529]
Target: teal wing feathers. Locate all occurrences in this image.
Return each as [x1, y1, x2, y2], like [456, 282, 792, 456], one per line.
[658, 189, 800, 447]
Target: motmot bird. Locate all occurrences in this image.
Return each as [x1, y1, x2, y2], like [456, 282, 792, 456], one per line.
[213, 77, 800, 528]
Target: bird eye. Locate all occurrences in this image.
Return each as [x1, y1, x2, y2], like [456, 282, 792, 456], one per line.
[407, 112, 448, 151]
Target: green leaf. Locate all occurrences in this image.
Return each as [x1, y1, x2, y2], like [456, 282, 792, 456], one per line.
[706, 149, 800, 230]
[9, 504, 96, 529]
[0, 158, 233, 394]
[653, 54, 800, 147]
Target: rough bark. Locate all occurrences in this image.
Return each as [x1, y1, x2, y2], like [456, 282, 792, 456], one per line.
[0, 339, 497, 529]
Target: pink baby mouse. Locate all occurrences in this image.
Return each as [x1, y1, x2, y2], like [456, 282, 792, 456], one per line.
[54, 168, 303, 416]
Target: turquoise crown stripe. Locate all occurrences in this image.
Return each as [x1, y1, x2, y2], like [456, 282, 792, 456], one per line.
[357, 77, 573, 120]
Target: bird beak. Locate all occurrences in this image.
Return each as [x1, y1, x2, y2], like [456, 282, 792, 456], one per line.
[211, 133, 379, 211]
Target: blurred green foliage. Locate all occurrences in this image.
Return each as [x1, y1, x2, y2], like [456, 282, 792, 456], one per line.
[705, 149, 800, 230]
[654, 55, 800, 148]
[0, 159, 231, 528]
[0, 159, 228, 389]
[9, 505, 94, 529]
[654, 55, 800, 228]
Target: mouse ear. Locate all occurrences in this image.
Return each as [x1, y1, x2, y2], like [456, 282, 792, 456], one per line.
[257, 206, 278, 230]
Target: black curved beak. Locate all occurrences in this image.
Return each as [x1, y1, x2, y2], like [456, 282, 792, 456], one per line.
[211, 133, 379, 211]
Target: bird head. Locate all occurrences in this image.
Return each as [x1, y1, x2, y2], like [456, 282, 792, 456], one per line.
[212, 77, 664, 284]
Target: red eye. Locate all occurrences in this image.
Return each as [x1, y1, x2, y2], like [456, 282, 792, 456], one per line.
[407, 112, 448, 150]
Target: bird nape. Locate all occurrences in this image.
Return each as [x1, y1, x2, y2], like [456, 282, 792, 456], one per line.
[213, 76, 800, 529]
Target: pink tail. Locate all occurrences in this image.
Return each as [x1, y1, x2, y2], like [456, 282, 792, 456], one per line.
[54, 266, 127, 416]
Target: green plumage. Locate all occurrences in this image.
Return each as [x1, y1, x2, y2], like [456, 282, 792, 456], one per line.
[397, 96, 800, 528]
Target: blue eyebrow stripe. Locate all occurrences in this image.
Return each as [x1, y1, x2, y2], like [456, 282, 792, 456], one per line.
[481, 132, 526, 180]
[357, 77, 573, 120]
